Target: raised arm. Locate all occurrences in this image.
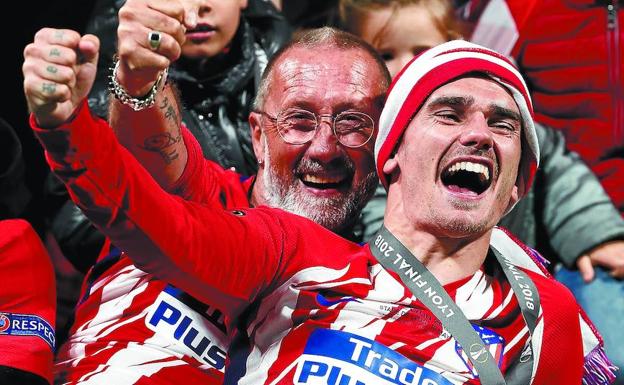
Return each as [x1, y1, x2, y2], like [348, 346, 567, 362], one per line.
[23, 27, 283, 318]
[109, 0, 192, 188]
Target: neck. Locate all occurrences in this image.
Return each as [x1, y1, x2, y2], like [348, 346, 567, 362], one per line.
[383, 199, 492, 286]
[249, 173, 268, 208]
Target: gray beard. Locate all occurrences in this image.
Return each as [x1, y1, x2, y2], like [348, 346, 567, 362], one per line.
[261, 142, 377, 234]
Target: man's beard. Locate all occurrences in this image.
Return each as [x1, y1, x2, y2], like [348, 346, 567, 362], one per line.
[261, 143, 377, 234]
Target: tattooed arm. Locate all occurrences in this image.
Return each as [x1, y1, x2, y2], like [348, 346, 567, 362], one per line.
[109, 0, 198, 188]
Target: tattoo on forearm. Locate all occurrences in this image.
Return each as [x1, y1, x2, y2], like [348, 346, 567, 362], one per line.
[46, 65, 58, 74]
[140, 133, 182, 164]
[159, 96, 180, 124]
[42, 83, 56, 94]
[50, 48, 61, 57]
[140, 95, 183, 164]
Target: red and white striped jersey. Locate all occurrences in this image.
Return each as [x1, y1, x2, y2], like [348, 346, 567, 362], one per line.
[54, 126, 252, 384]
[54, 251, 229, 384]
[37, 105, 589, 385]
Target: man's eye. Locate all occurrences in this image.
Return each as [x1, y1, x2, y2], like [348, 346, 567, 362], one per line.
[435, 111, 460, 122]
[491, 121, 517, 132]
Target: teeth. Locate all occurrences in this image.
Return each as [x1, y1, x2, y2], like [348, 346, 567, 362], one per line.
[447, 161, 489, 180]
[302, 174, 343, 184]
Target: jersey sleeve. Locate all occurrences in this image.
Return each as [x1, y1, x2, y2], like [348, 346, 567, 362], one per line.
[0, 219, 56, 383]
[31, 102, 286, 317]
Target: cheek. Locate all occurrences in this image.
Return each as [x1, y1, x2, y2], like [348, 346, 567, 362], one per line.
[349, 147, 375, 176]
[268, 141, 301, 172]
[219, 9, 241, 43]
[386, 59, 402, 79]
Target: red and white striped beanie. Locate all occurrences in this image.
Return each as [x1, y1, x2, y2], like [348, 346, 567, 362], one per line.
[376, 40, 539, 198]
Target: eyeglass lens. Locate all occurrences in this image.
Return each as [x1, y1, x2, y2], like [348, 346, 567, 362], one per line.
[276, 109, 374, 147]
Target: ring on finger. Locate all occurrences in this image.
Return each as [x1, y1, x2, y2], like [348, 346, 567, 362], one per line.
[148, 30, 162, 51]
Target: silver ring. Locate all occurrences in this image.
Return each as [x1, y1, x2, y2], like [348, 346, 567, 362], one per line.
[148, 30, 162, 51]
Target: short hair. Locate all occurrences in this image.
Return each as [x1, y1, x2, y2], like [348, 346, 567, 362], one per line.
[338, 0, 462, 46]
[253, 27, 391, 111]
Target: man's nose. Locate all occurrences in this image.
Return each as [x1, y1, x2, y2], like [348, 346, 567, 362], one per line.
[306, 118, 342, 162]
[458, 116, 494, 151]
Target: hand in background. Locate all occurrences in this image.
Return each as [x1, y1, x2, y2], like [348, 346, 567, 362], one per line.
[576, 240, 624, 283]
[116, 0, 199, 95]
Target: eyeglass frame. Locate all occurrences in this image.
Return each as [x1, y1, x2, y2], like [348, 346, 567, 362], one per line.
[255, 108, 376, 148]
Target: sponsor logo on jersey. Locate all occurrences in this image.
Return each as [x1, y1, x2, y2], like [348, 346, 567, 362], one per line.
[293, 329, 454, 385]
[455, 324, 504, 376]
[316, 293, 359, 307]
[145, 287, 227, 370]
[0, 312, 55, 349]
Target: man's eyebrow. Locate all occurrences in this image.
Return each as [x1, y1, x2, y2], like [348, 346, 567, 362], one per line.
[490, 105, 521, 123]
[426, 95, 475, 110]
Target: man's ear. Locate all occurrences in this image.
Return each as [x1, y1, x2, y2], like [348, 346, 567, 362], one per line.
[239, 0, 248, 10]
[249, 112, 265, 166]
[382, 153, 400, 175]
[504, 184, 520, 214]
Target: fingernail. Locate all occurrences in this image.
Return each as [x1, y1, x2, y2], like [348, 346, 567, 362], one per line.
[186, 13, 197, 28]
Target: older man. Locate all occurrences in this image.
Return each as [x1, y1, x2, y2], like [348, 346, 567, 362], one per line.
[23, 2, 387, 383]
[25, 20, 614, 385]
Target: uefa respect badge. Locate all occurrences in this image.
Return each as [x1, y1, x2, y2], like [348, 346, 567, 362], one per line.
[0, 312, 55, 349]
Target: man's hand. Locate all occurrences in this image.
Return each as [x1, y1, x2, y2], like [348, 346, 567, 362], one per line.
[23, 28, 99, 129]
[117, 0, 198, 96]
[576, 240, 624, 282]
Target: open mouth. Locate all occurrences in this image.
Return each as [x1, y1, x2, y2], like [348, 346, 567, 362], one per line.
[441, 160, 492, 195]
[300, 174, 350, 190]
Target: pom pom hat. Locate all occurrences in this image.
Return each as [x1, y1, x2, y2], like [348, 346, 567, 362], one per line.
[375, 40, 539, 199]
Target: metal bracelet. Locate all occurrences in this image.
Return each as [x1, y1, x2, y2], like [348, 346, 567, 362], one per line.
[108, 58, 168, 111]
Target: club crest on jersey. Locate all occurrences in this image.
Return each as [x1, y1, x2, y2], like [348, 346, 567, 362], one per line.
[0, 312, 55, 349]
[145, 287, 227, 370]
[455, 325, 504, 376]
[292, 329, 454, 385]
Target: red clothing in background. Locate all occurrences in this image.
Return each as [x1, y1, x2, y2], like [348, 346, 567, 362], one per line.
[467, 0, 624, 213]
[0, 219, 56, 383]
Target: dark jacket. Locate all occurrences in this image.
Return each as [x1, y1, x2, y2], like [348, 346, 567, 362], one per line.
[46, 0, 292, 272]
[0, 118, 30, 219]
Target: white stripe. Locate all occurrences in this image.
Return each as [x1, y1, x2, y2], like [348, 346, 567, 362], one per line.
[490, 228, 543, 274]
[483, 287, 515, 320]
[580, 314, 600, 355]
[470, 0, 519, 56]
[503, 325, 529, 354]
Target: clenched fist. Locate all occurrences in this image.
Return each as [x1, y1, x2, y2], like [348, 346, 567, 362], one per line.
[116, 0, 197, 96]
[23, 28, 99, 128]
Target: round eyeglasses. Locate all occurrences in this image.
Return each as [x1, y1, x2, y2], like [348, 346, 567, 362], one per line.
[259, 108, 375, 148]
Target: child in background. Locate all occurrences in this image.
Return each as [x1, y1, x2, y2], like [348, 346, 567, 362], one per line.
[339, 0, 460, 77]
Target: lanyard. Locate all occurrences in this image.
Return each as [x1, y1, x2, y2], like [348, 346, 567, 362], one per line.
[370, 225, 540, 385]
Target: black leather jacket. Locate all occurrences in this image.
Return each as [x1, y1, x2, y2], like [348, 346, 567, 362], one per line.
[46, 0, 292, 272]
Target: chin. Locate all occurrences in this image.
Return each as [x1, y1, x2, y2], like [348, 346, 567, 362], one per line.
[182, 44, 222, 59]
[427, 209, 492, 238]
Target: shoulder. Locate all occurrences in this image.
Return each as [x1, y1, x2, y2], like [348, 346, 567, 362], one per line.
[0, 220, 50, 266]
[0, 219, 54, 301]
